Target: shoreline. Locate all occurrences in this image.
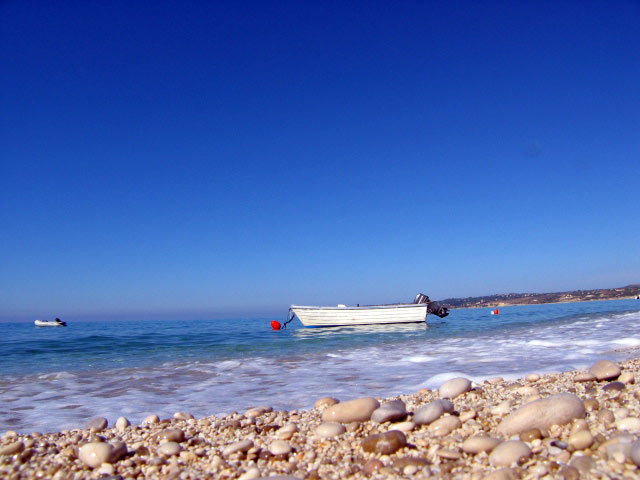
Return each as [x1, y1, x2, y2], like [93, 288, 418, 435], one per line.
[450, 296, 640, 310]
[2, 358, 640, 479]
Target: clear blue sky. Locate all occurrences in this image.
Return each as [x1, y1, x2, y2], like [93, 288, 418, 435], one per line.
[1, 1, 639, 320]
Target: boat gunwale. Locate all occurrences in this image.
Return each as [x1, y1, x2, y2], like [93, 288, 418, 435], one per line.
[290, 304, 426, 311]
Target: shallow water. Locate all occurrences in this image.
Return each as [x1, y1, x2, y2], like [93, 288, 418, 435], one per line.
[1, 299, 639, 433]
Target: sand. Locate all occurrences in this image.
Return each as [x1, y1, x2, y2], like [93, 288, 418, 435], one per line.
[2, 358, 640, 479]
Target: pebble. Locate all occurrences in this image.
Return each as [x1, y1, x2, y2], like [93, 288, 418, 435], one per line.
[269, 440, 291, 455]
[413, 399, 453, 425]
[589, 359, 621, 381]
[78, 442, 113, 468]
[371, 399, 406, 423]
[568, 430, 593, 450]
[362, 458, 384, 474]
[245, 406, 271, 418]
[142, 414, 160, 425]
[84, 417, 108, 431]
[223, 439, 254, 456]
[630, 440, 640, 467]
[156, 428, 185, 442]
[462, 436, 501, 454]
[489, 440, 532, 467]
[486, 377, 504, 384]
[322, 397, 380, 423]
[570, 418, 589, 434]
[574, 372, 596, 382]
[525, 373, 540, 382]
[239, 467, 261, 480]
[570, 455, 596, 474]
[518, 428, 541, 442]
[606, 442, 632, 463]
[436, 448, 461, 459]
[603, 381, 625, 391]
[314, 422, 345, 438]
[0, 441, 24, 456]
[110, 441, 127, 462]
[497, 393, 585, 435]
[616, 417, 640, 432]
[439, 377, 472, 398]
[158, 442, 181, 456]
[314, 397, 338, 409]
[516, 386, 537, 396]
[618, 372, 634, 384]
[115, 417, 130, 431]
[391, 421, 415, 432]
[428, 415, 461, 436]
[174, 411, 194, 420]
[491, 401, 512, 416]
[361, 430, 406, 454]
[459, 409, 477, 422]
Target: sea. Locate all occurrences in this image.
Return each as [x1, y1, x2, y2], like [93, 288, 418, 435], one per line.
[2, 299, 640, 434]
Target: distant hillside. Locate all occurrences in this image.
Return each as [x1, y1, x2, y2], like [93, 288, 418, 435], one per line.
[441, 284, 640, 309]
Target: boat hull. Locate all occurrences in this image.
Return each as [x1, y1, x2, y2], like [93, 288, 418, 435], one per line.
[34, 320, 66, 327]
[290, 304, 428, 328]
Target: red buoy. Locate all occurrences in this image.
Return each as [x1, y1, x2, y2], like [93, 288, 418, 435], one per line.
[271, 320, 281, 330]
[493, 308, 499, 315]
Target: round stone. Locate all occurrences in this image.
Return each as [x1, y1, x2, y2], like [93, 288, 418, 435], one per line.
[239, 467, 261, 480]
[489, 440, 532, 467]
[630, 440, 640, 467]
[115, 417, 130, 431]
[439, 377, 472, 399]
[371, 399, 406, 423]
[362, 458, 384, 474]
[525, 374, 540, 382]
[142, 414, 160, 425]
[462, 436, 501, 454]
[413, 399, 452, 425]
[315, 422, 345, 437]
[156, 428, 185, 442]
[603, 381, 625, 392]
[588, 360, 621, 381]
[0, 441, 24, 456]
[391, 421, 415, 432]
[617, 417, 640, 432]
[173, 411, 194, 420]
[574, 372, 597, 382]
[158, 442, 181, 456]
[568, 430, 593, 450]
[314, 397, 338, 409]
[361, 430, 407, 454]
[618, 372, 634, 384]
[223, 439, 254, 456]
[428, 415, 461, 436]
[269, 440, 291, 455]
[497, 393, 585, 435]
[84, 417, 108, 431]
[322, 397, 380, 423]
[79, 442, 113, 468]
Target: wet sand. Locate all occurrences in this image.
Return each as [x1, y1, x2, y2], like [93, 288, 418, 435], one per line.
[2, 358, 640, 479]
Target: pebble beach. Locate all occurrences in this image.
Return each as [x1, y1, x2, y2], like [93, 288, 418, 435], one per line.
[3, 356, 640, 479]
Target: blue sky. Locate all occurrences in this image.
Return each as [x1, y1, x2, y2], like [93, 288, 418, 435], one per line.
[1, 1, 639, 320]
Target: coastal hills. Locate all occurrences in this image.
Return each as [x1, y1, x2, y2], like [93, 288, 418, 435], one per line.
[442, 284, 640, 309]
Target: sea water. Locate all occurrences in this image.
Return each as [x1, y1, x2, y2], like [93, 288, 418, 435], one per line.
[1, 299, 639, 433]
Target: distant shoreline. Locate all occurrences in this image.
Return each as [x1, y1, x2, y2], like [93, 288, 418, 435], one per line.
[442, 284, 640, 309]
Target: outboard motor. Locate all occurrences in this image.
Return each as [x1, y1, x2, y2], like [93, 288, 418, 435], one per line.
[414, 293, 430, 304]
[427, 301, 449, 318]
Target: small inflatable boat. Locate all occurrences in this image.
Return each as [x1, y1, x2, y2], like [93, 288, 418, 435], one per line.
[35, 318, 67, 327]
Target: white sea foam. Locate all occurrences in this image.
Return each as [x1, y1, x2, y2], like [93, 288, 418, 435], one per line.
[611, 338, 640, 347]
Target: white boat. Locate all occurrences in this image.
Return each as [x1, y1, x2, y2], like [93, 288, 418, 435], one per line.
[288, 294, 449, 328]
[35, 318, 67, 327]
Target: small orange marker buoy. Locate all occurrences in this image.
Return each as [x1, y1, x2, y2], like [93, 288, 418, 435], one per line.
[271, 320, 281, 330]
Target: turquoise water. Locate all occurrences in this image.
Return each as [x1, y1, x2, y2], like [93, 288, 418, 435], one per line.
[1, 299, 639, 432]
